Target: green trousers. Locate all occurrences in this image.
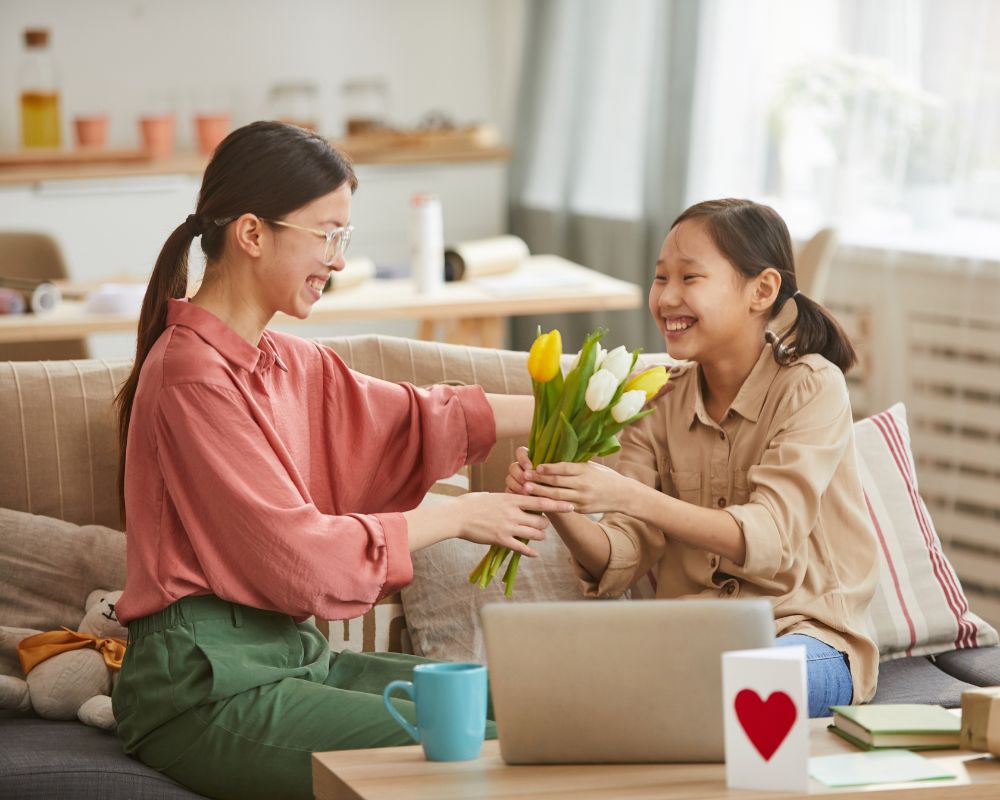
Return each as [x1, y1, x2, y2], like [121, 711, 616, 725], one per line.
[113, 595, 496, 800]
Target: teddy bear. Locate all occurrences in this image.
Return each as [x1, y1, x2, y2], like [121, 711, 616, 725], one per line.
[0, 589, 126, 731]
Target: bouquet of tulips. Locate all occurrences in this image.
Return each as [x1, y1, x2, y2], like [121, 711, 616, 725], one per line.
[468, 327, 670, 596]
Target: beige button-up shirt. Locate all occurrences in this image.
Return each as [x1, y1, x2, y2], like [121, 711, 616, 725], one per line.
[576, 342, 880, 702]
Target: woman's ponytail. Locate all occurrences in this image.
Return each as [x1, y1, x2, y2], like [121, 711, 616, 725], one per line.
[114, 121, 358, 526]
[671, 198, 857, 374]
[114, 220, 196, 525]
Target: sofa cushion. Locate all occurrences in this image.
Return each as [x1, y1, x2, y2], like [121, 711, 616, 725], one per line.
[0, 717, 204, 799]
[0, 508, 125, 667]
[0, 360, 131, 531]
[400, 468, 588, 663]
[869, 656, 979, 708]
[854, 403, 999, 662]
[932, 646, 1000, 687]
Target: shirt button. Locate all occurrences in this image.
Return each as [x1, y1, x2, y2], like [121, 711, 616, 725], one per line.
[725, 583, 736, 595]
[719, 431, 726, 440]
[710, 557, 718, 569]
[717, 497, 727, 508]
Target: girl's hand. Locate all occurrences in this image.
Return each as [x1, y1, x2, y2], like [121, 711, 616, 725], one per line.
[452, 491, 573, 557]
[505, 446, 534, 496]
[522, 459, 635, 516]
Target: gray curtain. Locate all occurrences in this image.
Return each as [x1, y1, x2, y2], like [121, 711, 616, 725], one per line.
[508, 0, 702, 353]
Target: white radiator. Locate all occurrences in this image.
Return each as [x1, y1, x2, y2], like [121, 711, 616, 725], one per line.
[826, 248, 1000, 631]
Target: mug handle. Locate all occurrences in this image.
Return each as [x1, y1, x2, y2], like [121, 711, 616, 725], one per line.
[383, 680, 420, 743]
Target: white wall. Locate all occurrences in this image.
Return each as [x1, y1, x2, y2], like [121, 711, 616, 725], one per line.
[0, 0, 525, 150]
[0, 0, 528, 357]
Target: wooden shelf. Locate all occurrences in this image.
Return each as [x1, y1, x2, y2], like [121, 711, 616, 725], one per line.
[0, 137, 509, 186]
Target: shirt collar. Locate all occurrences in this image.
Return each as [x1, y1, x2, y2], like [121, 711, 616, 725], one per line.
[165, 299, 288, 374]
[688, 343, 782, 428]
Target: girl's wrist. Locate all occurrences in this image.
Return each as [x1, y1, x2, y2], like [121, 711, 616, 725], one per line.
[631, 481, 670, 525]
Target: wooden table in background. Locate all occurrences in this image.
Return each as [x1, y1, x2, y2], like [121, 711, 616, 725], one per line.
[0, 256, 642, 349]
[313, 718, 1000, 800]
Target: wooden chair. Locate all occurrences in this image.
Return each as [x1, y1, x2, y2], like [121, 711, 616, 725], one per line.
[795, 227, 838, 303]
[0, 232, 89, 360]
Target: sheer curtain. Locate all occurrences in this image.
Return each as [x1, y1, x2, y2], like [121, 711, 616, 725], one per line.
[685, 0, 1000, 623]
[509, 0, 1000, 621]
[508, 0, 702, 351]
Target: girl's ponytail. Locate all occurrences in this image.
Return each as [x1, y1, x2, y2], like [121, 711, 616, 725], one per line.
[671, 198, 857, 374]
[114, 219, 195, 525]
[774, 291, 857, 373]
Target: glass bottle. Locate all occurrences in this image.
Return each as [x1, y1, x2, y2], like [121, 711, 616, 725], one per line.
[341, 78, 387, 136]
[20, 28, 61, 148]
[268, 82, 320, 132]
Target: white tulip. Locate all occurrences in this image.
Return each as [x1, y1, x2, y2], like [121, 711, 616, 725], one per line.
[570, 344, 606, 374]
[611, 390, 646, 423]
[585, 369, 618, 411]
[601, 346, 631, 382]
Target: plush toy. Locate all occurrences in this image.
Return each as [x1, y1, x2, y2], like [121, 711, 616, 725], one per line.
[0, 589, 126, 731]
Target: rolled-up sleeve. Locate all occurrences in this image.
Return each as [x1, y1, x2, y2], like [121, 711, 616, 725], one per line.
[573, 412, 667, 597]
[156, 382, 412, 621]
[725, 369, 852, 581]
[320, 346, 496, 511]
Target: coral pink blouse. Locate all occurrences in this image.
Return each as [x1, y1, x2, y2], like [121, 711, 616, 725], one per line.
[116, 299, 495, 624]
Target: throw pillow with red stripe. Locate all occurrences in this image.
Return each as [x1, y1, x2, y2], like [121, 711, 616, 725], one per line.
[854, 403, 998, 661]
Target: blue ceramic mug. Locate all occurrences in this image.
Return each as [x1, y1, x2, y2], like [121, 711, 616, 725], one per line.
[382, 662, 488, 761]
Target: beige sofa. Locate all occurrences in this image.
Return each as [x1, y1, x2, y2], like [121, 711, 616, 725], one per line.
[2, 334, 999, 799]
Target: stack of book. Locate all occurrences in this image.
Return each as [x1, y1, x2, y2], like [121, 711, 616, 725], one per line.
[829, 704, 961, 751]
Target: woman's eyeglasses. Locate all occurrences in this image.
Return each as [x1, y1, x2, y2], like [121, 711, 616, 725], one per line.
[264, 219, 354, 265]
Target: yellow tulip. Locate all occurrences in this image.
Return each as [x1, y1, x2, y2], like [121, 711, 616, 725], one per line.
[527, 329, 562, 383]
[624, 366, 670, 400]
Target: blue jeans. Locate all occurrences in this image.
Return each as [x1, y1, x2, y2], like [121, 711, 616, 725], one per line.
[775, 634, 853, 718]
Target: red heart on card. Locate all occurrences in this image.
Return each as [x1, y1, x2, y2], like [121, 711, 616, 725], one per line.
[734, 689, 797, 761]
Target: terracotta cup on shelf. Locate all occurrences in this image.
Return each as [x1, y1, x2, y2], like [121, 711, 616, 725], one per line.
[138, 114, 176, 159]
[73, 114, 109, 148]
[194, 112, 231, 156]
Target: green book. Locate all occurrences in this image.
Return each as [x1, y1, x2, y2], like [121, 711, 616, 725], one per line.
[828, 704, 961, 751]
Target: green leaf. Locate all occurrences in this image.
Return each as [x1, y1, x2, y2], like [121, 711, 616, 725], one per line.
[559, 329, 605, 422]
[595, 434, 622, 457]
[574, 413, 606, 455]
[555, 412, 579, 462]
[543, 372, 562, 423]
[534, 410, 562, 465]
[528, 379, 542, 455]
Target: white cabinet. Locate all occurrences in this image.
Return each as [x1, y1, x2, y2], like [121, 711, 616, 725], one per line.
[0, 176, 200, 284]
[0, 159, 508, 357]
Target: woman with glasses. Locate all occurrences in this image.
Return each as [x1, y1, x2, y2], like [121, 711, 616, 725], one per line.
[111, 121, 567, 800]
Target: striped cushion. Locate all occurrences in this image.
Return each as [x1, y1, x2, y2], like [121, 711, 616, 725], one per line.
[855, 403, 999, 661]
[319, 470, 469, 655]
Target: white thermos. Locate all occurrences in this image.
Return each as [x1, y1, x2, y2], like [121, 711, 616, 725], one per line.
[410, 192, 444, 294]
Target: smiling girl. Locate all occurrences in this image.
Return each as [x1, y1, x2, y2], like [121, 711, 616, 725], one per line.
[509, 198, 880, 717]
[111, 121, 567, 800]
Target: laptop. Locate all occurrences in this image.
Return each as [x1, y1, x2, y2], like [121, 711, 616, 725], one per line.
[481, 599, 774, 764]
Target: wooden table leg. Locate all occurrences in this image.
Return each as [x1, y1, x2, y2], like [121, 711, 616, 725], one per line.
[416, 319, 438, 341]
[476, 316, 505, 349]
[422, 317, 505, 348]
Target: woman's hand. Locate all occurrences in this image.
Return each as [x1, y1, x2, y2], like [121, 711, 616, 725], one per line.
[515, 447, 637, 515]
[505, 446, 534, 496]
[452, 491, 573, 557]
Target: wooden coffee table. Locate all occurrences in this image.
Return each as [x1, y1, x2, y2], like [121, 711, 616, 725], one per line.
[313, 718, 1000, 800]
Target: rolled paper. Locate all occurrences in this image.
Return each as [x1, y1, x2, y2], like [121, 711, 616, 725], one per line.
[328, 256, 376, 292]
[0, 287, 26, 314]
[444, 235, 529, 281]
[960, 686, 1000, 753]
[27, 281, 60, 314]
[0, 276, 61, 314]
